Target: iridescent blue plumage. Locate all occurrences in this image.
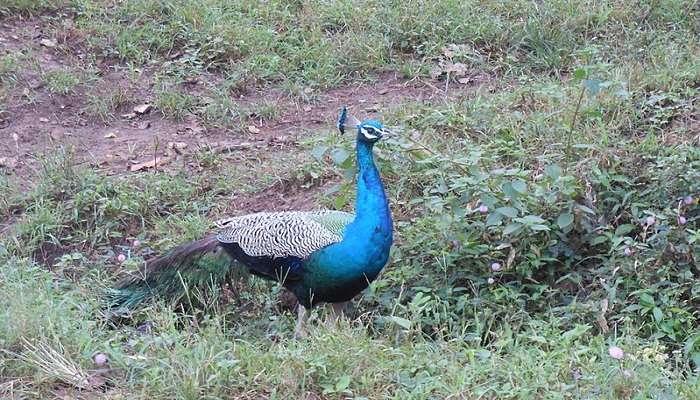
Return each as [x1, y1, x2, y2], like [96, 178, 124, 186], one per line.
[289, 116, 393, 307]
[110, 108, 393, 336]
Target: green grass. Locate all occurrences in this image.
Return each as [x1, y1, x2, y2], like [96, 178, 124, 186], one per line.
[1, 259, 697, 399]
[2, 0, 700, 398]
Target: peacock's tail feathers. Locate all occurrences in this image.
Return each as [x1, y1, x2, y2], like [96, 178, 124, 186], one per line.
[214, 210, 354, 258]
[107, 235, 234, 313]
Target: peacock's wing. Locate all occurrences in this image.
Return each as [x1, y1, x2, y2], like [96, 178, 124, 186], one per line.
[214, 210, 354, 259]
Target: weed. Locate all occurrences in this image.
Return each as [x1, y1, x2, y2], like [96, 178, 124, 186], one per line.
[42, 70, 80, 95]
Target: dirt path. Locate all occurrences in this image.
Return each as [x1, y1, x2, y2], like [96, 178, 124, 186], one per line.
[0, 15, 485, 187]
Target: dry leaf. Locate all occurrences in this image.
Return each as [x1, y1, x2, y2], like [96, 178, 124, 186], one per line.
[458, 77, 471, 84]
[129, 157, 168, 172]
[0, 157, 17, 169]
[134, 121, 151, 130]
[378, 88, 389, 95]
[39, 117, 49, 123]
[596, 313, 609, 333]
[133, 104, 153, 115]
[40, 38, 57, 48]
[168, 142, 188, 154]
[248, 125, 261, 134]
[444, 62, 468, 75]
[121, 112, 137, 119]
[506, 247, 516, 268]
[104, 132, 117, 139]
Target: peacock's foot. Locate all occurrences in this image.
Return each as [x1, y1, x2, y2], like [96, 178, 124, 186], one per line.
[324, 301, 348, 331]
[293, 305, 309, 339]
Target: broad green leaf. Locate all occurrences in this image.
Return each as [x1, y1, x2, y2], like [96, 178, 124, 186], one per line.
[390, 316, 411, 329]
[557, 213, 574, 229]
[503, 223, 523, 235]
[653, 307, 663, 322]
[615, 224, 635, 236]
[544, 164, 562, 181]
[336, 375, 351, 391]
[590, 236, 607, 246]
[639, 293, 655, 307]
[576, 204, 596, 215]
[311, 145, 328, 161]
[486, 213, 503, 226]
[512, 179, 527, 194]
[496, 207, 519, 218]
[330, 148, 350, 165]
[501, 182, 519, 199]
[583, 79, 602, 96]
[519, 215, 546, 224]
[574, 68, 587, 80]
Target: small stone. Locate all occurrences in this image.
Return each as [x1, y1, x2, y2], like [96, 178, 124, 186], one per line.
[104, 132, 117, 139]
[117, 254, 126, 263]
[121, 112, 137, 119]
[478, 205, 488, 213]
[678, 216, 687, 225]
[684, 196, 694, 205]
[645, 216, 656, 226]
[491, 262, 502, 272]
[40, 38, 57, 48]
[133, 240, 141, 247]
[39, 117, 49, 123]
[135, 121, 151, 130]
[133, 104, 153, 115]
[168, 141, 188, 154]
[487, 277, 495, 285]
[0, 157, 18, 169]
[624, 247, 633, 257]
[248, 125, 261, 134]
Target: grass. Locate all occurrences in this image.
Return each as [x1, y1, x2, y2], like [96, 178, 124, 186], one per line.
[1, 0, 700, 398]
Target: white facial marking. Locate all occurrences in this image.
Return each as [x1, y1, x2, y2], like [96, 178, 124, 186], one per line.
[361, 126, 379, 140]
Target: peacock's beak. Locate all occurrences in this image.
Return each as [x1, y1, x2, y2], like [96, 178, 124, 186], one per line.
[382, 128, 397, 137]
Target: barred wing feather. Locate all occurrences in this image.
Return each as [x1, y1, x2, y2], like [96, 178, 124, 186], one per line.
[214, 210, 354, 259]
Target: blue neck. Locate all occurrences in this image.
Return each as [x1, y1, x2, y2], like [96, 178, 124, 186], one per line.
[354, 141, 391, 224]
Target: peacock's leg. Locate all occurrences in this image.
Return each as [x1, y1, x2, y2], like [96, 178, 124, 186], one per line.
[325, 301, 348, 330]
[293, 305, 309, 339]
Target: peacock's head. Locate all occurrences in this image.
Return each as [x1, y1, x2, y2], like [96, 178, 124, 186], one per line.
[337, 107, 391, 144]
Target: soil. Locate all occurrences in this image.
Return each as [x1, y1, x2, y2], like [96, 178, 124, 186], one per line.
[0, 14, 486, 207]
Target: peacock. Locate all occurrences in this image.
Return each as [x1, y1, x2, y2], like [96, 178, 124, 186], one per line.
[110, 108, 393, 337]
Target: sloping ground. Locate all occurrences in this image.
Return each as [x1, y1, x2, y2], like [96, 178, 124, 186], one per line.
[1, 1, 700, 399]
[0, 15, 487, 185]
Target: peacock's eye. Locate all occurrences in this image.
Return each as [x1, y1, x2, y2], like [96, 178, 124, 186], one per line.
[365, 127, 375, 134]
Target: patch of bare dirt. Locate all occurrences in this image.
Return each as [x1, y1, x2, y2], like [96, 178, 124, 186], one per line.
[0, 14, 488, 202]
